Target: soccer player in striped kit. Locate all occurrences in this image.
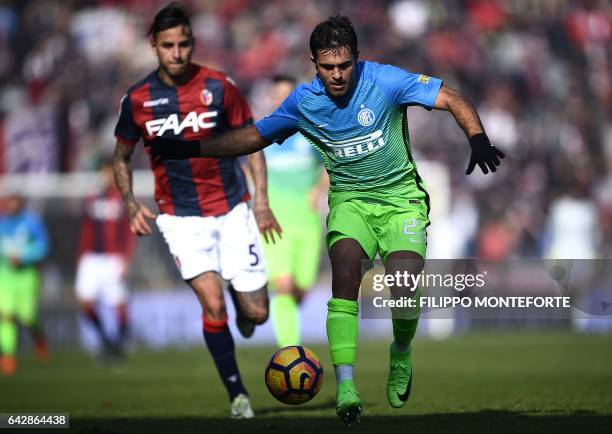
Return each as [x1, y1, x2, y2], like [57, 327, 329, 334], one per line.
[112, 4, 280, 418]
[75, 158, 135, 362]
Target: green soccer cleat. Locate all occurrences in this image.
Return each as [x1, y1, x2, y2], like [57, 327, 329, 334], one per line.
[387, 343, 413, 408]
[336, 379, 362, 426]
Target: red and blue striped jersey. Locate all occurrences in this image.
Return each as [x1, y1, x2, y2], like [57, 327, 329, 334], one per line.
[78, 187, 134, 258]
[114, 64, 252, 217]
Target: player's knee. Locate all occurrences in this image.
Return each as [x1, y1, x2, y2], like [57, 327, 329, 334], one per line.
[249, 308, 268, 325]
[0, 312, 15, 322]
[203, 299, 226, 321]
[246, 300, 269, 324]
[273, 275, 294, 295]
[386, 251, 424, 276]
[245, 292, 269, 325]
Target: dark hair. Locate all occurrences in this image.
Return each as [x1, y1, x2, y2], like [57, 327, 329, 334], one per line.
[148, 2, 192, 39]
[272, 75, 297, 85]
[309, 15, 358, 60]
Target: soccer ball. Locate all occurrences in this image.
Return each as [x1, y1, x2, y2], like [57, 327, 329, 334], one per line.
[265, 345, 324, 405]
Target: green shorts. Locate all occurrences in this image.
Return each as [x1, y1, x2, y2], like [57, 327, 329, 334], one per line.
[0, 263, 41, 325]
[326, 198, 429, 261]
[262, 189, 322, 290]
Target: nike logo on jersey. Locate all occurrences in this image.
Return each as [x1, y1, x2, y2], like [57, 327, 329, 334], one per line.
[396, 372, 413, 402]
[316, 123, 328, 128]
[320, 130, 385, 158]
[145, 111, 218, 136]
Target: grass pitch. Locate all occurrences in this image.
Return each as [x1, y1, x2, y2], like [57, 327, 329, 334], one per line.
[1, 332, 611, 433]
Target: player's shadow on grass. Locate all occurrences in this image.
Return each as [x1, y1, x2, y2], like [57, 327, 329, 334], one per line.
[69, 410, 612, 434]
[254, 398, 337, 415]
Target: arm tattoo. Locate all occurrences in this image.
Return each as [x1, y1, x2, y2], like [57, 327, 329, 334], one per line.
[247, 151, 269, 206]
[112, 140, 139, 216]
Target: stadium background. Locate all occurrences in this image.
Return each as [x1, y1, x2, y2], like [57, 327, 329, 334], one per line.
[0, 1, 611, 432]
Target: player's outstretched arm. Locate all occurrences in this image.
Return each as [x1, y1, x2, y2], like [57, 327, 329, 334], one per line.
[113, 139, 156, 236]
[149, 125, 271, 161]
[434, 85, 505, 174]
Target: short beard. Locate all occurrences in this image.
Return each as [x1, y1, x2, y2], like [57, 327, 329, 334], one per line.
[163, 64, 186, 78]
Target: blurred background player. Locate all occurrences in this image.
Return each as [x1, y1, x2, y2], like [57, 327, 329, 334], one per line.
[262, 75, 328, 348]
[0, 193, 49, 376]
[545, 169, 599, 260]
[112, 3, 280, 418]
[75, 157, 135, 362]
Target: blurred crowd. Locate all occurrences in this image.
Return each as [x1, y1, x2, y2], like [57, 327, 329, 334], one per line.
[0, 0, 610, 260]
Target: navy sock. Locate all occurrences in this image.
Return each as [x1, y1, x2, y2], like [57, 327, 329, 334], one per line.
[83, 305, 113, 350]
[203, 315, 247, 401]
[117, 305, 129, 347]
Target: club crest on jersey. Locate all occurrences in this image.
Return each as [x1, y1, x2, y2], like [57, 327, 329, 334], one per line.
[357, 105, 375, 127]
[200, 89, 214, 106]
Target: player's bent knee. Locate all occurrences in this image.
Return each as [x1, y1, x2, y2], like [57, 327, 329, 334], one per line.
[248, 306, 269, 325]
[247, 288, 269, 324]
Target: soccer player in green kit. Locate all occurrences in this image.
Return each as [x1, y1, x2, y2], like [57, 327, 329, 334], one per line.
[262, 75, 328, 348]
[150, 15, 504, 424]
[0, 193, 49, 376]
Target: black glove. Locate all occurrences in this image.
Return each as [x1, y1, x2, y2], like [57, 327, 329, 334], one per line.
[466, 133, 505, 175]
[147, 136, 201, 161]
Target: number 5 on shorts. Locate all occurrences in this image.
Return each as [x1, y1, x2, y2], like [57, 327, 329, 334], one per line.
[249, 244, 259, 266]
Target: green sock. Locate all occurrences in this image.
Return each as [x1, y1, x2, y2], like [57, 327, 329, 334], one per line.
[271, 294, 300, 347]
[392, 318, 419, 351]
[326, 298, 359, 365]
[0, 318, 18, 356]
[391, 286, 421, 351]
